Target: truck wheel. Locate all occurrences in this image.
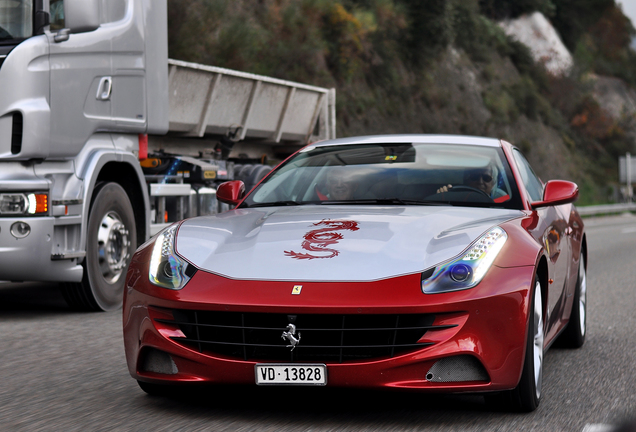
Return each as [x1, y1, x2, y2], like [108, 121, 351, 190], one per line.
[245, 164, 272, 191]
[236, 164, 254, 182]
[62, 182, 137, 311]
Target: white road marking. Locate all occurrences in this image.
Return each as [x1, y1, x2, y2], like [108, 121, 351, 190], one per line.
[583, 424, 614, 432]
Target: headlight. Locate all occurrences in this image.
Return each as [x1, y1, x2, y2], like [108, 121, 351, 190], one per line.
[148, 224, 194, 290]
[0, 193, 48, 215]
[421, 227, 507, 294]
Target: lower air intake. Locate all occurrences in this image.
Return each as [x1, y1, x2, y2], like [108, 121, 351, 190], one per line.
[426, 355, 489, 382]
[141, 348, 178, 375]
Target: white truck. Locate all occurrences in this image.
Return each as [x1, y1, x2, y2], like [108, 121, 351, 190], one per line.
[0, 0, 335, 310]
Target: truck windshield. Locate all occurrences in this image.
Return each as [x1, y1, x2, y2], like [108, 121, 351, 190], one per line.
[0, 0, 33, 41]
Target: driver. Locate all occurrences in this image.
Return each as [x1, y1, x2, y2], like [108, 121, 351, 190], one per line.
[437, 162, 508, 200]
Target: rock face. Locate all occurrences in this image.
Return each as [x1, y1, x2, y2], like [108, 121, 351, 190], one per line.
[590, 74, 636, 120]
[499, 12, 573, 76]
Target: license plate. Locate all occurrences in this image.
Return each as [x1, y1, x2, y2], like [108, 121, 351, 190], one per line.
[255, 364, 327, 386]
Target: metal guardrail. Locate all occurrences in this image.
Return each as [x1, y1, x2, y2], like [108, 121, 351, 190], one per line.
[576, 203, 636, 216]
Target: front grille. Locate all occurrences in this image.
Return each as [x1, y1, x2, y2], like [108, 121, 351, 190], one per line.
[157, 310, 456, 363]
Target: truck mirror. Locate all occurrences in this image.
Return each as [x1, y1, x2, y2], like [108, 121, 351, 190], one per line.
[35, 11, 50, 35]
[34, 0, 50, 35]
[64, 0, 100, 34]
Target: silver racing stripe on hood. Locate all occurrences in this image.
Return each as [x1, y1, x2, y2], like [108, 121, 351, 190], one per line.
[175, 206, 524, 281]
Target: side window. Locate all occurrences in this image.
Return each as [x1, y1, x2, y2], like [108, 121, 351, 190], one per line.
[50, 0, 64, 31]
[512, 149, 543, 202]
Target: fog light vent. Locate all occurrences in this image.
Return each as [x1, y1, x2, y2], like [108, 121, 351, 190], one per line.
[426, 355, 489, 382]
[141, 348, 178, 375]
[10, 221, 30, 239]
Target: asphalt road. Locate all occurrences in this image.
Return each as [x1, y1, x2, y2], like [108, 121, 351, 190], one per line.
[1, 214, 635, 432]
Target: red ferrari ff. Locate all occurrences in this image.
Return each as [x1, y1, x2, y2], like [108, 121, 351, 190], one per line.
[123, 135, 587, 412]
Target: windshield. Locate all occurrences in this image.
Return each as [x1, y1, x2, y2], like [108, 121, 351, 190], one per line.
[240, 142, 523, 210]
[0, 0, 33, 41]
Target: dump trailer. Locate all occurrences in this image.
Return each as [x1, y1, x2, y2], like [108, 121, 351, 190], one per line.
[0, 0, 335, 311]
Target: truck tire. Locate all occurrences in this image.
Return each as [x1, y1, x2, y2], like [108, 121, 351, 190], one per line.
[62, 182, 137, 311]
[245, 164, 272, 191]
[236, 164, 254, 182]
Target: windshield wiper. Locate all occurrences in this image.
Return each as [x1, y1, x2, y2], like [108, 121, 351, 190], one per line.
[244, 200, 301, 208]
[426, 200, 500, 208]
[320, 198, 448, 206]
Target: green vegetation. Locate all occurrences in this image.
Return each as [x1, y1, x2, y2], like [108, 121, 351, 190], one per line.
[168, 0, 636, 204]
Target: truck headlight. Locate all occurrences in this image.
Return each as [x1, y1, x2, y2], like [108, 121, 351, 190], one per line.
[0, 193, 48, 215]
[422, 227, 507, 294]
[148, 224, 194, 290]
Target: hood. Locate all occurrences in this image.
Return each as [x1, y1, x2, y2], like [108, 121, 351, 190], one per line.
[176, 205, 524, 282]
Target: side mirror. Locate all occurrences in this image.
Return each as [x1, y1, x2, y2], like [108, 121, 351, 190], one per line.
[216, 181, 246, 206]
[34, 5, 50, 35]
[532, 180, 579, 208]
[64, 0, 100, 34]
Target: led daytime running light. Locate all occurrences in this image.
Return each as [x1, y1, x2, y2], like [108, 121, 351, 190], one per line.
[149, 225, 191, 290]
[422, 227, 507, 294]
[470, 229, 506, 282]
[461, 228, 506, 261]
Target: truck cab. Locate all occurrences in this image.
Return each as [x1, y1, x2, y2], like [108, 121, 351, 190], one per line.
[0, 0, 170, 311]
[0, 0, 335, 311]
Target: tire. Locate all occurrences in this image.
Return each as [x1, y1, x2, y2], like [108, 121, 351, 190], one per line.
[244, 164, 272, 191]
[232, 163, 242, 180]
[137, 381, 172, 397]
[236, 164, 255, 183]
[486, 277, 544, 412]
[558, 254, 587, 348]
[61, 182, 137, 311]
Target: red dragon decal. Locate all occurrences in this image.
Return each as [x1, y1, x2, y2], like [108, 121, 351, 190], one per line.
[284, 219, 359, 260]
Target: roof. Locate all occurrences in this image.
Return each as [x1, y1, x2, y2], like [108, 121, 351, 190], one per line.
[306, 134, 503, 150]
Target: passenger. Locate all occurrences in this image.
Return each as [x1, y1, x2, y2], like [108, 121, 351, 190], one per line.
[327, 169, 358, 200]
[317, 169, 358, 201]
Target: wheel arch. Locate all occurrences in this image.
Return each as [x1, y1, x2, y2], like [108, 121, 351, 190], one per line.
[580, 234, 588, 271]
[517, 254, 549, 360]
[535, 255, 549, 323]
[95, 160, 149, 248]
[78, 150, 150, 253]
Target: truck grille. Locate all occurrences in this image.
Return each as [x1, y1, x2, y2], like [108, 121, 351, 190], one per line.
[157, 310, 455, 363]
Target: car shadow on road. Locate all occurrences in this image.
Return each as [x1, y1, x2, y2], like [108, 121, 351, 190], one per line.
[136, 384, 506, 426]
[0, 281, 71, 315]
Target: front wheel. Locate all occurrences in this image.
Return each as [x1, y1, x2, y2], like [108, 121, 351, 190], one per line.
[62, 183, 137, 311]
[487, 277, 544, 412]
[558, 254, 587, 348]
[137, 381, 172, 397]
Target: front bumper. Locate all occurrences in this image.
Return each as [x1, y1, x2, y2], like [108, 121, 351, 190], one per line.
[0, 216, 83, 282]
[123, 250, 536, 393]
